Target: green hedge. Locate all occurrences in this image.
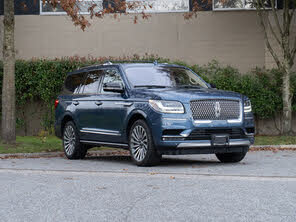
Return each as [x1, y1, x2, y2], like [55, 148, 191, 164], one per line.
[0, 56, 295, 131]
[190, 61, 296, 119]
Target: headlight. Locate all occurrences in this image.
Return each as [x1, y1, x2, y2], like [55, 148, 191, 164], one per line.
[149, 100, 184, 113]
[244, 99, 252, 112]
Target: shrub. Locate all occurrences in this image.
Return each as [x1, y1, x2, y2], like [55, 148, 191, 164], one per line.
[0, 56, 295, 132]
[191, 61, 295, 119]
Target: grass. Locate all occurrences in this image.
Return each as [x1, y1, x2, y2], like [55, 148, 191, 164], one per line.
[254, 136, 296, 146]
[0, 136, 114, 154]
[0, 136, 63, 154]
[0, 135, 295, 154]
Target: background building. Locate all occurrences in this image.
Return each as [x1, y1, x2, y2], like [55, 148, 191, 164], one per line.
[0, 0, 295, 72]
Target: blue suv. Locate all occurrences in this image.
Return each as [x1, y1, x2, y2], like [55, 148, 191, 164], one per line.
[55, 62, 255, 166]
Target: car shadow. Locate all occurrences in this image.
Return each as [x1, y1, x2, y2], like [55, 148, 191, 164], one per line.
[159, 157, 221, 167]
[84, 155, 223, 167]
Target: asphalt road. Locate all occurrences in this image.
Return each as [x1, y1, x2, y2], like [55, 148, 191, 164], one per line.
[1, 151, 296, 222]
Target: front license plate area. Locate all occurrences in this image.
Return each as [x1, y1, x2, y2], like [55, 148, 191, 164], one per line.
[211, 134, 229, 146]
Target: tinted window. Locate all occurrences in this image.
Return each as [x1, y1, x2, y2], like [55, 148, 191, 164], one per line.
[81, 70, 103, 94]
[125, 66, 208, 88]
[101, 69, 123, 93]
[63, 73, 86, 94]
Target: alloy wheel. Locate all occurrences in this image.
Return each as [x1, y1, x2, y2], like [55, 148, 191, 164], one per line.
[130, 125, 148, 162]
[63, 125, 76, 156]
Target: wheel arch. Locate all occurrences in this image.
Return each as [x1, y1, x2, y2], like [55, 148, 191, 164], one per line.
[61, 113, 76, 136]
[125, 110, 149, 141]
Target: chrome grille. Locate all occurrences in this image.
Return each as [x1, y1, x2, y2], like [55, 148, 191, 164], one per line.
[190, 99, 241, 121]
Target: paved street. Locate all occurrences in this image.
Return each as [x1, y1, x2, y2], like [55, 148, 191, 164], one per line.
[1, 151, 296, 222]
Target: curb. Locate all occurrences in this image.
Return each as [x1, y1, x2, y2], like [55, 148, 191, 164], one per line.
[0, 149, 129, 159]
[0, 145, 296, 159]
[249, 145, 296, 151]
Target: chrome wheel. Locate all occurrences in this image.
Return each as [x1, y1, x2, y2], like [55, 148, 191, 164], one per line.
[63, 125, 76, 156]
[130, 125, 148, 162]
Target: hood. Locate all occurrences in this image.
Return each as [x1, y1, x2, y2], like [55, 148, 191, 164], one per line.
[131, 87, 243, 103]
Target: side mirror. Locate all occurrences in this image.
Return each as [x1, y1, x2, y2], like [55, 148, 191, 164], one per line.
[103, 82, 124, 93]
[210, 83, 217, 89]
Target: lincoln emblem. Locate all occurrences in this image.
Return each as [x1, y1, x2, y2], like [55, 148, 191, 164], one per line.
[214, 102, 221, 118]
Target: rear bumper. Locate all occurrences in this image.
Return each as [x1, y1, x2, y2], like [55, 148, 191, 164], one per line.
[54, 121, 62, 139]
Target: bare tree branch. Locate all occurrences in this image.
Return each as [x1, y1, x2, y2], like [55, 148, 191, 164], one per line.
[289, 1, 296, 65]
[256, 3, 282, 69]
[266, 12, 282, 46]
[291, 36, 296, 65]
[270, 0, 283, 37]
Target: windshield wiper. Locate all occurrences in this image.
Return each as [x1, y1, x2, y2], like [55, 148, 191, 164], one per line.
[134, 85, 170, 88]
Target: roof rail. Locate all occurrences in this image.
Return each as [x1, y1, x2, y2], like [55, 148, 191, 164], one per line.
[102, 60, 156, 64]
[103, 61, 113, 65]
[76, 64, 99, 70]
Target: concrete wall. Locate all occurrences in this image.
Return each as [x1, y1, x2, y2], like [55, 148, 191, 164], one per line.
[0, 11, 266, 72]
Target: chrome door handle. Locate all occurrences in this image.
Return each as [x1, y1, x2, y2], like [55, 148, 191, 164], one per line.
[95, 101, 103, 106]
[73, 101, 79, 106]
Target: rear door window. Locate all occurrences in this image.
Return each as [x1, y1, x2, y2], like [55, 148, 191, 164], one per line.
[81, 70, 104, 94]
[63, 72, 86, 94]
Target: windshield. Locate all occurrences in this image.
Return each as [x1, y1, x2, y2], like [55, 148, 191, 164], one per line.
[124, 66, 208, 88]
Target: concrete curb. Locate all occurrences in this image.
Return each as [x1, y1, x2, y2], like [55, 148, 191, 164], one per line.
[249, 145, 296, 151]
[0, 145, 296, 159]
[0, 149, 130, 159]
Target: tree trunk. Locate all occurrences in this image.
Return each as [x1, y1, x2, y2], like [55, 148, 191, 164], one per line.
[281, 61, 292, 135]
[2, 0, 16, 143]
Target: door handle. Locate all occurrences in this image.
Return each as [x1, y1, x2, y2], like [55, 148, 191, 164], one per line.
[73, 101, 79, 106]
[95, 101, 103, 106]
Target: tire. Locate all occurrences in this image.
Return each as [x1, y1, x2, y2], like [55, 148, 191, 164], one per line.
[215, 151, 247, 163]
[129, 119, 161, 166]
[63, 121, 87, 159]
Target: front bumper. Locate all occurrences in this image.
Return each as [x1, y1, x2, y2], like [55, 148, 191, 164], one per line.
[156, 139, 252, 155]
[147, 103, 255, 154]
[159, 145, 250, 155]
[176, 138, 251, 148]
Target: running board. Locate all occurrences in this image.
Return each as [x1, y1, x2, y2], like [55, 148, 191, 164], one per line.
[80, 140, 128, 148]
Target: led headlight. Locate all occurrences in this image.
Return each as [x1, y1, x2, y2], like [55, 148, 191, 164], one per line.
[149, 100, 184, 114]
[244, 99, 252, 112]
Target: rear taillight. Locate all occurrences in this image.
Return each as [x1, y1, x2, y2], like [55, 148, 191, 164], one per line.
[54, 99, 59, 109]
